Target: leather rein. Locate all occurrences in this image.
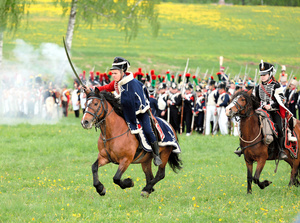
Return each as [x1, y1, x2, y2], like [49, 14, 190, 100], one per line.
[85, 93, 129, 147]
[232, 95, 263, 149]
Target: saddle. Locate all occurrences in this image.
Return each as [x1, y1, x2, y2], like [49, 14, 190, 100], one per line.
[255, 109, 278, 145]
[256, 109, 298, 158]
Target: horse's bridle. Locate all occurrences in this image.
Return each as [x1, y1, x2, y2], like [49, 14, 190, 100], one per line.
[84, 93, 129, 148]
[231, 95, 252, 118]
[85, 94, 109, 129]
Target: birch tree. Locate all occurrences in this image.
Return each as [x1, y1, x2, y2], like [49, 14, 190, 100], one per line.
[54, 0, 160, 50]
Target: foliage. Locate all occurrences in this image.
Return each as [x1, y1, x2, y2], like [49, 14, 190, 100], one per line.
[0, 0, 34, 33]
[0, 115, 300, 222]
[161, 0, 300, 6]
[53, 0, 160, 42]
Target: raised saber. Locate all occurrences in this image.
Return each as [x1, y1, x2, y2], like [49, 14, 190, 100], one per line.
[63, 37, 86, 87]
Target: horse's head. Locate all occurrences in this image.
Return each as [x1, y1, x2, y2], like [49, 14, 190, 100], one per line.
[226, 89, 254, 118]
[81, 88, 107, 129]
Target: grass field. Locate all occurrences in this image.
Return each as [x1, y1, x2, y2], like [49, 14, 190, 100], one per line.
[1, 114, 300, 222]
[1, 2, 300, 222]
[2, 1, 300, 80]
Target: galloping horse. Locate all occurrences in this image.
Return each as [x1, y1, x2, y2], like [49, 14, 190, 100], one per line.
[226, 89, 300, 194]
[81, 88, 182, 197]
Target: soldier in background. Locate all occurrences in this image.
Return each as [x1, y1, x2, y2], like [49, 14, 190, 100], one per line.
[148, 86, 158, 116]
[71, 80, 81, 118]
[44, 82, 57, 119]
[194, 86, 205, 134]
[205, 77, 219, 135]
[61, 84, 70, 117]
[167, 82, 182, 133]
[285, 78, 298, 118]
[182, 83, 195, 136]
[157, 83, 168, 120]
[215, 82, 230, 135]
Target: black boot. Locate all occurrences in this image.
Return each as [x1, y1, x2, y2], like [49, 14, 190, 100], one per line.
[234, 149, 243, 157]
[278, 137, 288, 160]
[151, 141, 162, 166]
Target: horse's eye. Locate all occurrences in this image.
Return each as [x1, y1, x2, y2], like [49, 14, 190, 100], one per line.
[95, 103, 98, 106]
[241, 99, 246, 102]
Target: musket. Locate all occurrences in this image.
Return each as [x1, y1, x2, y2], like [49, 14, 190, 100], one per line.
[180, 58, 189, 135]
[204, 69, 209, 79]
[63, 37, 86, 88]
[254, 69, 258, 86]
[224, 67, 229, 74]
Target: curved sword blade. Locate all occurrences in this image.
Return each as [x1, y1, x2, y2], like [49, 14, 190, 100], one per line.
[63, 36, 85, 87]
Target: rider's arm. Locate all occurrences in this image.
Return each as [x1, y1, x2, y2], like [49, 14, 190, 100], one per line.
[95, 81, 115, 92]
[272, 83, 285, 109]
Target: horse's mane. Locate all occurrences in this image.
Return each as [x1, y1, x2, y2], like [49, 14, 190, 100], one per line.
[231, 90, 260, 110]
[97, 91, 124, 118]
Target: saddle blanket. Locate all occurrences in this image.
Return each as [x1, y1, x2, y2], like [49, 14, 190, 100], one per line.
[138, 117, 181, 154]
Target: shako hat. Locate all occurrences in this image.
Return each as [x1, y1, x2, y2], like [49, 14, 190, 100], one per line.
[110, 57, 130, 72]
[259, 60, 275, 76]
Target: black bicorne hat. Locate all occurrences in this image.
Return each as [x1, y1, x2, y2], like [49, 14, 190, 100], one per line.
[110, 57, 130, 72]
[259, 60, 275, 76]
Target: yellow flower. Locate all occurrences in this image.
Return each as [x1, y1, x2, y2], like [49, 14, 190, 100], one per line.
[192, 197, 195, 201]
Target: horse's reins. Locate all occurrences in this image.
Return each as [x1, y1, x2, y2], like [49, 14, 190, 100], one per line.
[233, 96, 263, 152]
[85, 94, 130, 148]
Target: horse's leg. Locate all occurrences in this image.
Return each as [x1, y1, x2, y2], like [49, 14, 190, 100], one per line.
[287, 158, 298, 187]
[253, 159, 272, 190]
[92, 155, 109, 196]
[141, 147, 172, 197]
[140, 157, 155, 196]
[245, 160, 253, 194]
[113, 159, 134, 189]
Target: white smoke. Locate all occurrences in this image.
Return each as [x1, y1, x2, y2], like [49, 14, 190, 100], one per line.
[0, 39, 75, 125]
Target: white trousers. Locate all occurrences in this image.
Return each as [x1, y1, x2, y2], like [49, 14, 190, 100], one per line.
[217, 107, 228, 135]
[205, 105, 217, 135]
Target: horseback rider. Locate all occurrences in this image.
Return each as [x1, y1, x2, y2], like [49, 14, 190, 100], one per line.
[255, 60, 297, 160]
[86, 56, 162, 166]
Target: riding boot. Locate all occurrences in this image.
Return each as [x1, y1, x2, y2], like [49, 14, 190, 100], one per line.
[151, 141, 162, 166]
[234, 149, 243, 157]
[288, 118, 297, 142]
[278, 137, 288, 160]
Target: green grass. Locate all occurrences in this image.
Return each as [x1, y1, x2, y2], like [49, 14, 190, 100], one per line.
[3, 3, 300, 80]
[1, 114, 300, 222]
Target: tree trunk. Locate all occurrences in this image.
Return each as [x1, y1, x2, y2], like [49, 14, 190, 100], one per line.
[65, 0, 77, 51]
[0, 31, 3, 67]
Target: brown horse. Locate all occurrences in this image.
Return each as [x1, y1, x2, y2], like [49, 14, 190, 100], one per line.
[225, 89, 300, 194]
[81, 88, 182, 197]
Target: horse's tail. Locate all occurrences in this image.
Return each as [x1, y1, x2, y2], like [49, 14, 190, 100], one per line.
[168, 152, 183, 173]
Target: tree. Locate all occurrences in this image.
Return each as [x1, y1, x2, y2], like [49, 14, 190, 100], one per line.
[0, 0, 33, 66]
[54, 0, 160, 50]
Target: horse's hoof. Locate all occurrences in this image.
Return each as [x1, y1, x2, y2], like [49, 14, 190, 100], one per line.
[99, 187, 106, 196]
[141, 191, 150, 198]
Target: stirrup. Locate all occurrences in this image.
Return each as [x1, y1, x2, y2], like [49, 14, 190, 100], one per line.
[279, 151, 288, 160]
[153, 155, 162, 166]
[234, 149, 242, 157]
[288, 131, 297, 142]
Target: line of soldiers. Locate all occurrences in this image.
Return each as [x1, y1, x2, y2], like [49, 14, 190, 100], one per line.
[2, 62, 297, 134]
[127, 64, 299, 137]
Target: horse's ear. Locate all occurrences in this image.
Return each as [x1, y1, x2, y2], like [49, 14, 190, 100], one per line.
[247, 88, 253, 96]
[95, 87, 100, 95]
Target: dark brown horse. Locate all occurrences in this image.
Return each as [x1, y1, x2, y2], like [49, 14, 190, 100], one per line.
[81, 88, 182, 197]
[226, 89, 300, 194]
